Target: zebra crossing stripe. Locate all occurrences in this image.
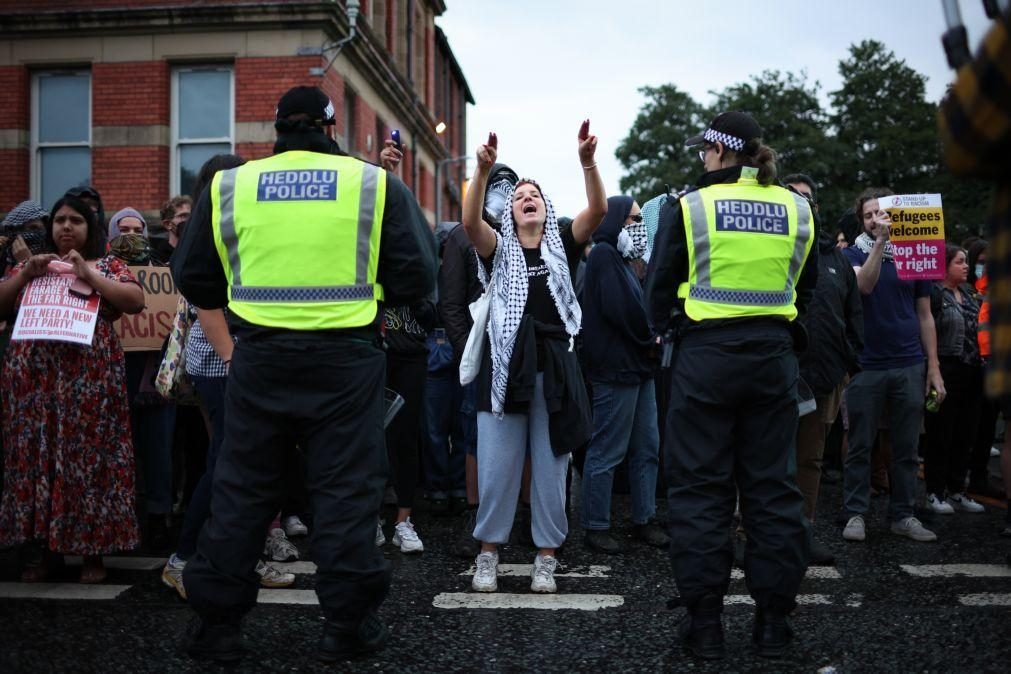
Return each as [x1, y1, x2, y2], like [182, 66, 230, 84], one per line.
[458, 564, 611, 578]
[0, 582, 132, 600]
[724, 594, 862, 607]
[64, 556, 167, 572]
[433, 592, 624, 611]
[271, 561, 319, 575]
[731, 567, 842, 580]
[257, 589, 319, 605]
[958, 593, 1011, 606]
[900, 564, 1011, 578]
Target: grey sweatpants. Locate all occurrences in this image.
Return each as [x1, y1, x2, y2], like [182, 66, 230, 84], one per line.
[473, 374, 570, 549]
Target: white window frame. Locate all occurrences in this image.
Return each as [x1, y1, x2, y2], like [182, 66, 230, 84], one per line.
[170, 65, 235, 196]
[30, 69, 92, 204]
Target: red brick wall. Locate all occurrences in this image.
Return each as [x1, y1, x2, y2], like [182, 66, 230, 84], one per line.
[92, 145, 168, 212]
[93, 61, 168, 126]
[235, 56, 323, 123]
[0, 66, 28, 130]
[418, 163, 433, 214]
[0, 149, 29, 211]
[235, 142, 274, 162]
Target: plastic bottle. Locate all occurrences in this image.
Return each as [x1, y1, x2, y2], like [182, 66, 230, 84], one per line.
[925, 389, 941, 413]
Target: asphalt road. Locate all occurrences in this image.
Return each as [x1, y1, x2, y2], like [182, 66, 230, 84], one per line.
[2, 464, 1009, 673]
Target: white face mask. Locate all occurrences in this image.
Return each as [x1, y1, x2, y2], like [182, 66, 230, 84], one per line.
[617, 222, 648, 260]
[483, 180, 512, 225]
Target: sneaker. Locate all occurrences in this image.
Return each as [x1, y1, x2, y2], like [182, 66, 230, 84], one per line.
[947, 493, 985, 513]
[375, 520, 386, 547]
[255, 559, 296, 588]
[992, 446, 1001, 457]
[282, 515, 308, 538]
[842, 515, 865, 541]
[891, 516, 937, 542]
[531, 553, 558, 593]
[264, 528, 299, 562]
[392, 518, 424, 553]
[161, 553, 188, 600]
[471, 551, 498, 592]
[927, 493, 955, 515]
[318, 613, 390, 663]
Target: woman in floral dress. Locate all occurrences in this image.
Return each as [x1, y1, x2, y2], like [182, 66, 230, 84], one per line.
[0, 195, 145, 583]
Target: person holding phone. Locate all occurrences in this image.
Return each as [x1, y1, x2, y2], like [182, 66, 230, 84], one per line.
[462, 121, 606, 595]
[0, 195, 145, 584]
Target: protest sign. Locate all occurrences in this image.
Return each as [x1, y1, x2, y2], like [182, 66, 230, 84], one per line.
[11, 273, 100, 345]
[880, 194, 946, 281]
[114, 266, 179, 351]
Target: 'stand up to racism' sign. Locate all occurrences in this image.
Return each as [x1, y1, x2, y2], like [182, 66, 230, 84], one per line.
[882, 194, 946, 281]
[11, 273, 100, 346]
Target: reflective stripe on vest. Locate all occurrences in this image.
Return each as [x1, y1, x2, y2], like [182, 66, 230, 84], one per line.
[677, 170, 813, 321]
[211, 152, 386, 329]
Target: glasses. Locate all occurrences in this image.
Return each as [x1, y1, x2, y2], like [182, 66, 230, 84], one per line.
[627, 213, 643, 224]
[698, 145, 713, 163]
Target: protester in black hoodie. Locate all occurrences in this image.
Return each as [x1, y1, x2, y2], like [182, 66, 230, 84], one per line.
[580, 196, 669, 553]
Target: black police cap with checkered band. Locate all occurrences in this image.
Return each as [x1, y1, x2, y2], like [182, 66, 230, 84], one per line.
[684, 111, 764, 151]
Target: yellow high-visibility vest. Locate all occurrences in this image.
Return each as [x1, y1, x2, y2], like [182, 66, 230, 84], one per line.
[677, 167, 814, 321]
[210, 150, 386, 329]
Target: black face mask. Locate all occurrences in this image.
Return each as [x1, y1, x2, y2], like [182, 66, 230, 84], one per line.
[151, 238, 174, 264]
[1, 228, 49, 269]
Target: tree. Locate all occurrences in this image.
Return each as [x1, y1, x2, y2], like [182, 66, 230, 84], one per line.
[615, 85, 707, 203]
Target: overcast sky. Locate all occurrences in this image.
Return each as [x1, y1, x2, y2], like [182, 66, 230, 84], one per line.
[436, 0, 996, 217]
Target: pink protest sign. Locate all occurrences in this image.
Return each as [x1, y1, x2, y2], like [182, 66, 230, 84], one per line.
[11, 273, 101, 346]
[881, 194, 945, 281]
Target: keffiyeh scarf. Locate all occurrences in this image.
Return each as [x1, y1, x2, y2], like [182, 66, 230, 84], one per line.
[476, 182, 581, 416]
[854, 232, 895, 260]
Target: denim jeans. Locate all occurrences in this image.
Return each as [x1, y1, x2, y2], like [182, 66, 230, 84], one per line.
[581, 379, 660, 530]
[843, 363, 925, 522]
[421, 367, 469, 498]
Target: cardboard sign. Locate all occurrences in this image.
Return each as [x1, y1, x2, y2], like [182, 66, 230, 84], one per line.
[881, 194, 946, 281]
[114, 266, 179, 352]
[11, 273, 100, 345]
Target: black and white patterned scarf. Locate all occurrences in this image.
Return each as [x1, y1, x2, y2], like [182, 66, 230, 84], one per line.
[477, 181, 581, 416]
[854, 232, 895, 260]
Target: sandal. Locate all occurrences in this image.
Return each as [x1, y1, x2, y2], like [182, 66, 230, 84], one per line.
[79, 556, 106, 584]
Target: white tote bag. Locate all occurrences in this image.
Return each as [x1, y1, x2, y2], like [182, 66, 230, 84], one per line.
[459, 288, 491, 386]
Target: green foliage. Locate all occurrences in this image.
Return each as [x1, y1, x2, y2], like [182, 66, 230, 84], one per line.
[614, 85, 707, 204]
[617, 40, 989, 241]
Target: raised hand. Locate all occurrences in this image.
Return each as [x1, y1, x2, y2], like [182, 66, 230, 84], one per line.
[477, 132, 498, 173]
[380, 139, 403, 172]
[577, 120, 598, 167]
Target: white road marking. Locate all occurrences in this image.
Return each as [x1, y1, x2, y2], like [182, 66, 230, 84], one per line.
[0, 583, 132, 600]
[257, 589, 319, 605]
[723, 594, 861, 607]
[958, 593, 1011, 606]
[433, 593, 624, 611]
[271, 561, 318, 575]
[64, 556, 167, 571]
[731, 567, 842, 580]
[458, 564, 611, 578]
[900, 564, 1011, 578]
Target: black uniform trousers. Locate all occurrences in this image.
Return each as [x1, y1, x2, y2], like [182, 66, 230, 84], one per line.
[183, 335, 391, 627]
[664, 321, 810, 612]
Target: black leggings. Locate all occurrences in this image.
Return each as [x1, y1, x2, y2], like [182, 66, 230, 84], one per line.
[385, 351, 427, 509]
[924, 359, 982, 496]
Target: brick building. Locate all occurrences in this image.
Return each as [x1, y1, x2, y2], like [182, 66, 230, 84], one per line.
[0, 0, 473, 225]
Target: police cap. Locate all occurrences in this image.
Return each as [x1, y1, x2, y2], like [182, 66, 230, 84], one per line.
[685, 111, 763, 152]
[275, 86, 337, 126]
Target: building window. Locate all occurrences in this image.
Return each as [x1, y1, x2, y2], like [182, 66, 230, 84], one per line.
[31, 70, 91, 209]
[344, 87, 357, 155]
[171, 66, 233, 197]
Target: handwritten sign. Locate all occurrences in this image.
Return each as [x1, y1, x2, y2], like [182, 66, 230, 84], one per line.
[114, 266, 179, 352]
[882, 194, 945, 281]
[11, 274, 100, 345]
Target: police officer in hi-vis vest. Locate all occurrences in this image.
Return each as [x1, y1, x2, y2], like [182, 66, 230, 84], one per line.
[645, 111, 818, 661]
[172, 86, 437, 663]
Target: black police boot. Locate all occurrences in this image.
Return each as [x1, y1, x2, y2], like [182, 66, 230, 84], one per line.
[185, 617, 245, 663]
[584, 529, 627, 554]
[318, 612, 390, 662]
[752, 607, 795, 658]
[678, 594, 725, 660]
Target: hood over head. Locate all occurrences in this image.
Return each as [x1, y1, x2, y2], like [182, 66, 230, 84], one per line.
[593, 195, 634, 246]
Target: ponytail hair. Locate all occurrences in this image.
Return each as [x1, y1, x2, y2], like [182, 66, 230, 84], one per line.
[734, 138, 777, 185]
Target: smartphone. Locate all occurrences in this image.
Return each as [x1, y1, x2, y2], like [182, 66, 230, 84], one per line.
[68, 278, 93, 299]
[391, 129, 402, 152]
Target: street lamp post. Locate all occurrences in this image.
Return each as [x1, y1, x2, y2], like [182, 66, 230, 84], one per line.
[435, 154, 471, 225]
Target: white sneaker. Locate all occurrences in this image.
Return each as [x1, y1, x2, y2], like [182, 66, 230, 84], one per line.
[282, 515, 308, 537]
[992, 446, 1001, 457]
[947, 493, 985, 513]
[263, 528, 299, 562]
[471, 551, 498, 592]
[375, 520, 386, 547]
[842, 515, 865, 541]
[392, 518, 424, 553]
[531, 554, 558, 593]
[255, 559, 296, 588]
[161, 553, 187, 599]
[891, 516, 937, 542]
[927, 493, 955, 515]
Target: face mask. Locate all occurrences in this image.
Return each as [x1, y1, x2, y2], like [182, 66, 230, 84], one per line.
[975, 264, 985, 279]
[617, 222, 648, 260]
[109, 233, 152, 265]
[2, 228, 49, 268]
[483, 180, 512, 226]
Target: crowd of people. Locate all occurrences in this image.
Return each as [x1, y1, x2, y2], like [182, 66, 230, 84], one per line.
[0, 64, 1008, 660]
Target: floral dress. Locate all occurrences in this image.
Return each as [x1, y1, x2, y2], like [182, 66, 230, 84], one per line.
[0, 256, 141, 555]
